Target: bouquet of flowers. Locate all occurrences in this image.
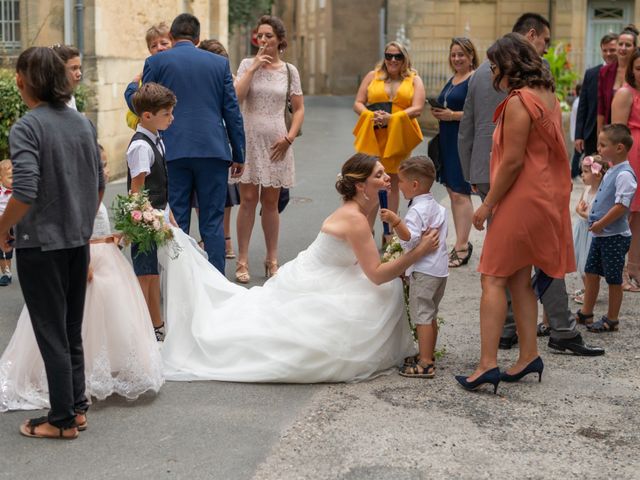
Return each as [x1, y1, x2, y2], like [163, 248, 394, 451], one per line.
[112, 190, 177, 257]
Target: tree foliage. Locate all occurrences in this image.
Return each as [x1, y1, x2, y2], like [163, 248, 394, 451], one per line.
[543, 42, 579, 111]
[229, 0, 273, 32]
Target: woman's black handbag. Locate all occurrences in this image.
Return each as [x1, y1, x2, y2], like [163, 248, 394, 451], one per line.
[428, 134, 442, 174]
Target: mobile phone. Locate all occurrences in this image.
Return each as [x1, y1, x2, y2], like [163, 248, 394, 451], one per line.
[427, 97, 445, 109]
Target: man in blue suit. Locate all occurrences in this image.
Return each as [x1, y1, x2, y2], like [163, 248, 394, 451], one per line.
[129, 13, 245, 273]
[574, 33, 619, 164]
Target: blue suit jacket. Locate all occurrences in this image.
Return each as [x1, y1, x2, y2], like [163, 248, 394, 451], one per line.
[575, 64, 601, 144]
[136, 41, 245, 164]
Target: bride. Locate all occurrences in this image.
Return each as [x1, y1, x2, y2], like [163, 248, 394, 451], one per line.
[161, 153, 440, 383]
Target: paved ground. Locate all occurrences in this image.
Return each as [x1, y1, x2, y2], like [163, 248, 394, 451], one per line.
[1, 96, 639, 479]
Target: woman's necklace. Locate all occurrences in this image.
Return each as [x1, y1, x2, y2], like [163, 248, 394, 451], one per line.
[442, 81, 456, 109]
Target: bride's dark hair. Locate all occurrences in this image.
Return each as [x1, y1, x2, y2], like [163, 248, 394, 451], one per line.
[335, 153, 378, 201]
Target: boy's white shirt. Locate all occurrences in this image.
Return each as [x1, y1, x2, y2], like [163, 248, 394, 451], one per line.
[126, 125, 164, 178]
[126, 125, 171, 221]
[399, 193, 449, 277]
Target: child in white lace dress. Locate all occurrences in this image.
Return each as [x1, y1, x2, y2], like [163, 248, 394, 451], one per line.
[0, 152, 163, 412]
[572, 155, 608, 303]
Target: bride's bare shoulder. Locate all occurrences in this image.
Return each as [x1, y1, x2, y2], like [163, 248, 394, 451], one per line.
[320, 205, 369, 239]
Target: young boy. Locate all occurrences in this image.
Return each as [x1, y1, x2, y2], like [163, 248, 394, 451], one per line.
[380, 156, 449, 378]
[127, 82, 176, 341]
[0, 160, 13, 286]
[577, 123, 637, 332]
[125, 22, 172, 130]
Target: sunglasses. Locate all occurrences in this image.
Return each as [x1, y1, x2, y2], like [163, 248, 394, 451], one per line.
[384, 52, 404, 61]
[489, 63, 497, 73]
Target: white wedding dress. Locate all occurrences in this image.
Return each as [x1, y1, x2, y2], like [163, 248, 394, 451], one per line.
[161, 228, 415, 383]
[0, 204, 164, 412]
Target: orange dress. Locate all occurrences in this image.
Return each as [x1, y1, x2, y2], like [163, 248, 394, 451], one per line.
[478, 89, 576, 278]
[353, 71, 423, 174]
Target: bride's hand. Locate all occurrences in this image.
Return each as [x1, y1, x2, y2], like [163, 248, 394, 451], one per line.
[415, 228, 439, 255]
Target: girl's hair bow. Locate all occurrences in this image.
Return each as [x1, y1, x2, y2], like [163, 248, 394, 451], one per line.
[582, 156, 603, 175]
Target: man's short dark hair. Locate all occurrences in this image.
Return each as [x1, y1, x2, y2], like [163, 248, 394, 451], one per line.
[601, 33, 619, 45]
[602, 123, 633, 151]
[170, 13, 200, 42]
[132, 82, 177, 116]
[512, 13, 551, 36]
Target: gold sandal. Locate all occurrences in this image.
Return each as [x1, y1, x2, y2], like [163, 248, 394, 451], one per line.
[235, 262, 250, 284]
[264, 260, 279, 278]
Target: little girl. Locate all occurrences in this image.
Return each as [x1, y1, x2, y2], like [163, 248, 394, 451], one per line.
[573, 155, 608, 303]
[51, 44, 82, 110]
[0, 148, 164, 413]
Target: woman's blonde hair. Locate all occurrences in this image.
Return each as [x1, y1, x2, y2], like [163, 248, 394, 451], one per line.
[376, 41, 415, 80]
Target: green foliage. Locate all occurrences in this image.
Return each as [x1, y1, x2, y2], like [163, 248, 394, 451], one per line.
[74, 83, 92, 113]
[543, 42, 579, 111]
[229, 0, 274, 32]
[0, 68, 93, 158]
[0, 69, 28, 159]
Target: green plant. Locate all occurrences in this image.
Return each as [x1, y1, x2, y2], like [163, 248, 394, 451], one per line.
[543, 42, 579, 111]
[74, 83, 92, 113]
[0, 68, 92, 158]
[0, 69, 28, 159]
[229, 0, 274, 33]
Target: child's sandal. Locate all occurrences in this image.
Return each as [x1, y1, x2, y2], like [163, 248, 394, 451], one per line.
[399, 363, 436, 378]
[575, 309, 594, 325]
[586, 316, 619, 333]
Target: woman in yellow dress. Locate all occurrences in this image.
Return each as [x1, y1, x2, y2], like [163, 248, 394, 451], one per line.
[353, 41, 425, 240]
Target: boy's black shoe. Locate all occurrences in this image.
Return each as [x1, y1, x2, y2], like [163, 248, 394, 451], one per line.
[548, 334, 605, 356]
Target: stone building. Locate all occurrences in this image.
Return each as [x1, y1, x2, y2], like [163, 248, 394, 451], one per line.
[275, 0, 639, 96]
[0, 0, 228, 177]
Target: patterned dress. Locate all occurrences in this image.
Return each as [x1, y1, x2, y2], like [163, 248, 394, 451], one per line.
[232, 59, 302, 188]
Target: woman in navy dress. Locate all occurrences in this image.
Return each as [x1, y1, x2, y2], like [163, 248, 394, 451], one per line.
[431, 37, 478, 267]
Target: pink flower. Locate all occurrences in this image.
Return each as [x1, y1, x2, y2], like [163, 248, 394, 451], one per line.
[143, 211, 154, 222]
[131, 210, 143, 222]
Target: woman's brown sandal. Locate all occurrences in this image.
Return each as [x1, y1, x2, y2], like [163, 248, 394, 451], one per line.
[399, 363, 436, 378]
[575, 309, 594, 325]
[448, 242, 473, 268]
[19, 416, 79, 440]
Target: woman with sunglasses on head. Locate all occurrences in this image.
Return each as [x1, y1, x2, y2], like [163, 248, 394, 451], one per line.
[431, 37, 478, 268]
[353, 42, 425, 245]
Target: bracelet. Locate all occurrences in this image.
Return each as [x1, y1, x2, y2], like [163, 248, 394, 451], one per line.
[284, 136, 292, 145]
[392, 219, 401, 228]
[483, 200, 494, 209]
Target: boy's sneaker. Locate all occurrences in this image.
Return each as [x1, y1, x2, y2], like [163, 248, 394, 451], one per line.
[0, 269, 11, 287]
[154, 323, 165, 342]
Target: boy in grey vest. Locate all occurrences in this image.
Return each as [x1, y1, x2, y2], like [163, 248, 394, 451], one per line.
[577, 124, 637, 332]
[127, 82, 176, 341]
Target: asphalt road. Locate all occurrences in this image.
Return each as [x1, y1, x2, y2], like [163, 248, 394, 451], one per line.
[0, 96, 438, 479]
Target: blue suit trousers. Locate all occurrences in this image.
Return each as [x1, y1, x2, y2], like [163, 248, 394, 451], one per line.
[168, 158, 229, 273]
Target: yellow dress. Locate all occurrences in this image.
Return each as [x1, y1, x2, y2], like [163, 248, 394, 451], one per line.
[353, 71, 423, 173]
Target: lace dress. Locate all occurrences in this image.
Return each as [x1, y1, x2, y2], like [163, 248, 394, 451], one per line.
[231, 59, 302, 188]
[160, 228, 415, 383]
[0, 203, 164, 412]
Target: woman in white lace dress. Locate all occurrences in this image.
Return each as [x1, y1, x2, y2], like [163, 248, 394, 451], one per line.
[0, 160, 164, 412]
[232, 15, 304, 283]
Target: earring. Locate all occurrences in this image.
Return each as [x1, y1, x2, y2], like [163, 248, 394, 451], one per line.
[363, 192, 370, 201]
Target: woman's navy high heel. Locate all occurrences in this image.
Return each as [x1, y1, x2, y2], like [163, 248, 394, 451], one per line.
[455, 367, 500, 394]
[500, 356, 544, 383]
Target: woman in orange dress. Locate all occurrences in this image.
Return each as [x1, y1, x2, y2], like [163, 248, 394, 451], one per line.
[353, 41, 424, 240]
[456, 34, 575, 394]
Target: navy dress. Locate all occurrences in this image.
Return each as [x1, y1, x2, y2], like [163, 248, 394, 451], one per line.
[437, 76, 472, 195]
